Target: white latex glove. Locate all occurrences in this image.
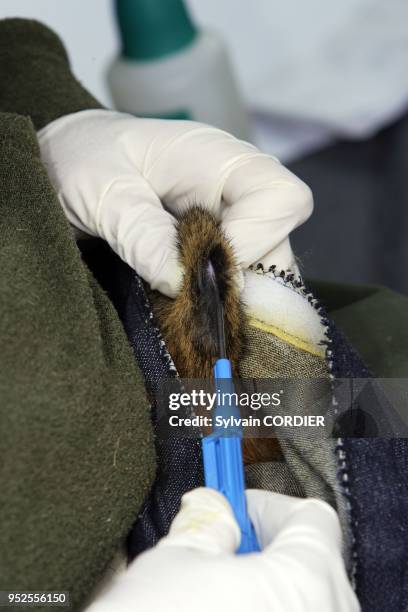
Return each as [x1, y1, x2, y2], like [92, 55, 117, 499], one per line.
[85, 488, 359, 612]
[38, 110, 313, 297]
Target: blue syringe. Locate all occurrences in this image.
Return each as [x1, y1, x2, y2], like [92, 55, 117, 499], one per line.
[200, 273, 260, 554]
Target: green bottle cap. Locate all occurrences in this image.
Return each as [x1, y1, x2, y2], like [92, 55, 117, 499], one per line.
[115, 0, 198, 61]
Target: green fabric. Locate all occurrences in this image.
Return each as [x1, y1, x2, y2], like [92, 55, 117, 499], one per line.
[0, 19, 157, 609]
[239, 324, 335, 506]
[310, 280, 408, 377]
[240, 317, 352, 568]
[240, 324, 328, 379]
[0, 112, 156, 609]
[0, 19, 102, 130]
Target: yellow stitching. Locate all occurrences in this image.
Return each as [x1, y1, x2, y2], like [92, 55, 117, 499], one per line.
[248, 316, 313, 345]
[248, 318, 325, 358]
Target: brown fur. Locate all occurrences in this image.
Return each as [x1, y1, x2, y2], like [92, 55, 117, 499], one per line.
[148, 206, 283, 464]
[149, 207, 244, 378]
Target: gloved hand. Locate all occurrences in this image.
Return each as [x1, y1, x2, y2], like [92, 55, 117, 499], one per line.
[85, 488, 360, 612]
[38, 111, 313, 297]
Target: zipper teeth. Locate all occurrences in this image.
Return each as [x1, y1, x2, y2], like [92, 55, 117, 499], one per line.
[134, 274, 178, 377]
[134, 275, 201, 420]
[250, 263, 358, 587]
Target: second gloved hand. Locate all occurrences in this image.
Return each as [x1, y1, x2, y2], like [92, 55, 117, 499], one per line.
[85, 488, 360, 612]
[38, 111, 313, 297]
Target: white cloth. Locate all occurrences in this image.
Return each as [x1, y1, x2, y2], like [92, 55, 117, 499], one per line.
[242, 268, 327, 356]
[38, 110, 312, 297]
[188, 0, 408, 162]
[85, 487, 360, 612]
[189, 0, 408, 139]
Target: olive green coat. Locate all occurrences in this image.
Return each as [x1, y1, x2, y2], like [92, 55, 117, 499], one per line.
[0, 19, 155, 611]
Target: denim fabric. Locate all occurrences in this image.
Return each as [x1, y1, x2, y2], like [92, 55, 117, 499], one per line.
[80, 240, 204, 559]
[82, 241, 407, 610]
[327, 320, 408, 612]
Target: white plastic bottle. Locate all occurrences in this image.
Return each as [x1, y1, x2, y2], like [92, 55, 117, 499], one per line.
[107, 0, 251, 140]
